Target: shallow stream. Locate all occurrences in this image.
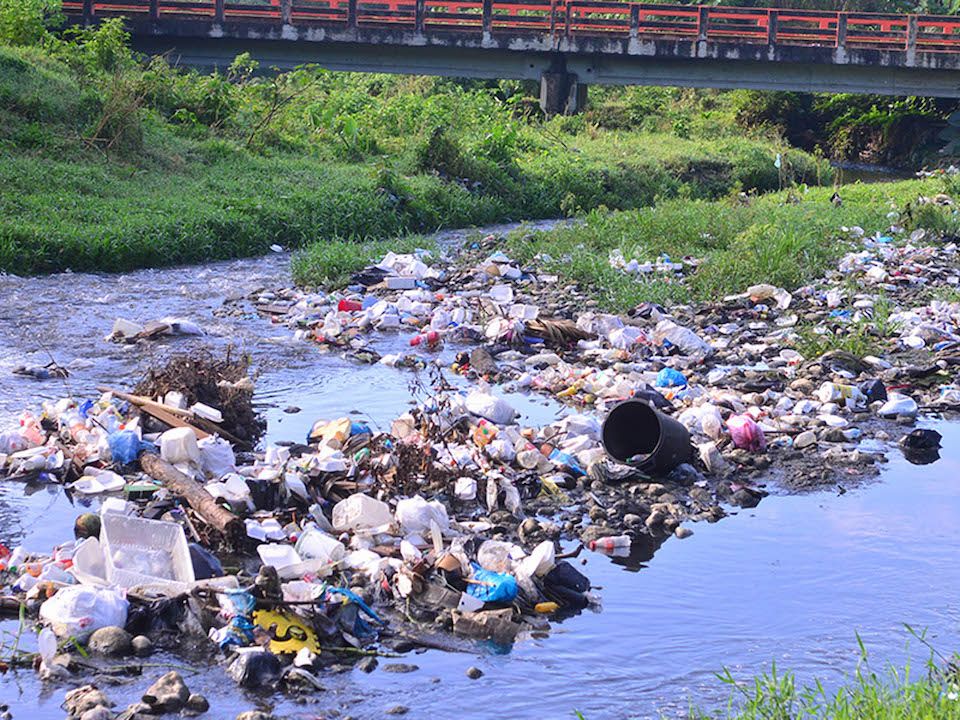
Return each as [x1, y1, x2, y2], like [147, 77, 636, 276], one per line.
[1, 217, 958, 720]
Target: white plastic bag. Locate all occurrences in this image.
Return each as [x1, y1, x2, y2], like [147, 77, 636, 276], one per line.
[198, 436, 236, 478]
[395, 495, 450, 534]
[465, 391, 516, 425]
[39, 585, 129, 640]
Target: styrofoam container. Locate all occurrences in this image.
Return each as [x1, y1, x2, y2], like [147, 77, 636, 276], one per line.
[100, 514, 195, 592]
[257, 543, 302, 570]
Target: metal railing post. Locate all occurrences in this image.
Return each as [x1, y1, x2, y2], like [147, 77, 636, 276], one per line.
[836, 13, 847, 50]
[766, 9, 777, 46]
[82, 0, 94, 23]
[697, 5, 708, 41]
[280, 0, 292, 23]
[482, 0, 492, 34]
[347, 0, 357, 27]
[149, 0, 159, 21]
[214, 0, 224, 22]
[564, 1, 571, 38]
[629, 4, 639, 39]
[415, 0, 424, 31]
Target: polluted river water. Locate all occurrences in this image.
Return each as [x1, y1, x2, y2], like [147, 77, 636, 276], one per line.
[1, 223, 959, 720]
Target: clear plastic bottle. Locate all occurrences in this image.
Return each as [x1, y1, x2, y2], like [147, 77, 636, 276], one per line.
[589, 535, 632, 551]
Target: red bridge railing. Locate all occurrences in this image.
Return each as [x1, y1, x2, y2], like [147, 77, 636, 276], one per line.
[60, 0, 960, 53]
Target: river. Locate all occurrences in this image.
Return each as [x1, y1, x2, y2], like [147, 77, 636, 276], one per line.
[0, 215, 957, 720]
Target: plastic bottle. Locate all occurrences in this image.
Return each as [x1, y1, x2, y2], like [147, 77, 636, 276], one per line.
[18, 411, 45, 446]
[589, 535, 632, 551]
[472, 420, 498, 447]
[816, 382, 867, 409]
[409, 330, 441, 348]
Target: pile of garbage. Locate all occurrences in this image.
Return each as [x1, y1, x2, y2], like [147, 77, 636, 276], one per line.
[250, 221, 960, 494]
[5, 199, 960, 710]
[1, 358, 624, 710]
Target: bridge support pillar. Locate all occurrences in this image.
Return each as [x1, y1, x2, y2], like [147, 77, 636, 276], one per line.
[539, 71, 586, 116]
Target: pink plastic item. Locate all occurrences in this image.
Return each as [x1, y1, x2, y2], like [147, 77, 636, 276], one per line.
[726, 414, 766, 452]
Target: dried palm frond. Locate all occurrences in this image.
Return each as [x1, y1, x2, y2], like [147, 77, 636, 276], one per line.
[525, 317, 596, 346]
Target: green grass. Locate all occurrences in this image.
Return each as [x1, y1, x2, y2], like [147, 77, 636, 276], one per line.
[693, 631, 960, 720]
[0, 37, 833, 276]
[292, 234, 435, 288]
[494, 179, 956, 313]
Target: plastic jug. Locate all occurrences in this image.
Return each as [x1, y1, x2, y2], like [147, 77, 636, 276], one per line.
[295, 528, 345, 565]
[331, 493, 392, 532]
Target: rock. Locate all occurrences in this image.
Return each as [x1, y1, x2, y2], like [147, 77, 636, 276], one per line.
[386, 706, 409, 715]
[518, 518, 540, 541]
[382, 663, 419, 674]
[730, 488, 762, 508]
[356, 656, 378, 673]
[228, 651, 283, 688]
[822, 427, 847, 443]
[185, 693, 210, 715]
[79, 707, 114, 720]
[466, 666, 484, 679]
[622, 513, 643, 527]
[123, 702, 153, 719]
[64, 686, 113, 717]
[644, 510, 666, 530]
[88, 626, 132, 657]
[674, 526, 694, 539]
[131, 635, 153, 657]
[236, 713, 274, 720]
[794, 430, 817, 449]
[452, 608, 520, 644]
[142, 671, 190, 713]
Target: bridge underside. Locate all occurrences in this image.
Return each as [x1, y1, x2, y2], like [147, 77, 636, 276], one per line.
[123, 20, 960, 112]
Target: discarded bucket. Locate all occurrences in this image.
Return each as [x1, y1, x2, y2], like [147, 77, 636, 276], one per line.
[601, 400, 691, 474]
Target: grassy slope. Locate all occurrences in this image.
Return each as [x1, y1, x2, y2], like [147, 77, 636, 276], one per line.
[0, 43, 829, 275]
[491, 178, 950, 311]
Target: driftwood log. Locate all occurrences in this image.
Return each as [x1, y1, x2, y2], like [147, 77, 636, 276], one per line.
[140, 454, 241, 541]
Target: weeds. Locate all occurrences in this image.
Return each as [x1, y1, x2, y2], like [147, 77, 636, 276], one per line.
[495, 181, 942, 312]
[0, 28, 835, 275]
[693, 629, 960, 720]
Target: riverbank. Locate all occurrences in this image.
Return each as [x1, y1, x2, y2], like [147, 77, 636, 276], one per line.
[3, 198, 960, 718]
[293, 177, 954, 304]
[0, 33, 829, 276]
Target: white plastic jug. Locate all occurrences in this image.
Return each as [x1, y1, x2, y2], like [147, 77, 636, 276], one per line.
[331, 493, 392, 532]
[295, 528, 346, 565]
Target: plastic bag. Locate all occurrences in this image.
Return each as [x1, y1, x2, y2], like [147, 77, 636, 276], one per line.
[107, 430, 152, 465]
[655, 368, 687, 388]
[395, 495, 450, 535]
[653, 319, 713, 357]
[39, 585, 129, 640]
[727, 414, 766, 452]
[198, 436, 236, 478]
[465, 390, 516, 425]
[466, 563, 519, 603]
[878, 393, 918, 418]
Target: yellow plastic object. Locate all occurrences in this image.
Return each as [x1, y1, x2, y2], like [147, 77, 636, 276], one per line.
[535, 602, 559, 614]
[308, 417, 352, 446]
[252, 610, 322, 654]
